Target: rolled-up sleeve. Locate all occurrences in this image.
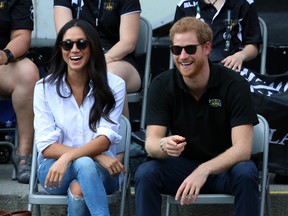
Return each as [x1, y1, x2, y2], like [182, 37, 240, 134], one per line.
[33, 81, 61, 154]
[33, 73, 126, 160]
[36, 127, 63, 154]
[94, 73, 126, 146]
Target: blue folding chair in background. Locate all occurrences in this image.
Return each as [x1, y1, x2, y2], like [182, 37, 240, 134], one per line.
[0, 96, 18, 179]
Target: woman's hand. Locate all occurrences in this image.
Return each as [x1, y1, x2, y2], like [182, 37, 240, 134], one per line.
[94, 154, 126, 177]
[221, 51, 245, 72]
[44, 152, 73, 189]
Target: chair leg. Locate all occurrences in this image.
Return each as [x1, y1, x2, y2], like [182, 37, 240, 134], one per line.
[127, 188, 133, 216]
[28, 203, 32, 212]
[126, 175, 133, 216]
[266, 186, 272, 216]
[165, 199, 171, 216]
[120, 192, 126, 216]
[35, 205, 41, 216]
[11, 166, 17, 180]
[166, 196, 182, 216]
[28, 204, 41, 216]
[171, 204, 179, 216]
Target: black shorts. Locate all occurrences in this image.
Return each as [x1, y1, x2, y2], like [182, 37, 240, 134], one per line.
[123, 52, 143, 81]
[104, 48, 143, 81]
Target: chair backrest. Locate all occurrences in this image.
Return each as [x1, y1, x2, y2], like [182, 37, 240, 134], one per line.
[169, 17, 268, 75]
[165, 114, 271, 216]
[128, 16, 152, 129]
[253, 114, 270, 216]
[135, 17, 152, 56]
[258, 17, 268, 75]
[28, 115, 132, 216]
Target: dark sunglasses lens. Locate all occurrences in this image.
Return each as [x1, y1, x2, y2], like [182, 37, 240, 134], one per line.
[170, 46, 182, 55]
[170, 45, 198, 55]
[184, 45, 197, 55]
[77, 40, 89, 50]
[61, 40, 89, 51]
[62, 41, 73, 51]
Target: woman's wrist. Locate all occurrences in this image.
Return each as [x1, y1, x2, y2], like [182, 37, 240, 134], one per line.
[63, 151, 76, 162]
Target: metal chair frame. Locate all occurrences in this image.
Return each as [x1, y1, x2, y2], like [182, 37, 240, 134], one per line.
[128, 16, 153, 129]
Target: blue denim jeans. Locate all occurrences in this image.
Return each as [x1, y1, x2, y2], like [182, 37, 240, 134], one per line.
[135, 157, 260, 216]
[38, 156, 119, 216]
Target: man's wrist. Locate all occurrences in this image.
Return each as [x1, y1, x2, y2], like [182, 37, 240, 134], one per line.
[3, 49, 14, 64]
[160, 138, 167, 152]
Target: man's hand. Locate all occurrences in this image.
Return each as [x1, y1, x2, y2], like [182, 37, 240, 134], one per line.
[162, 135, 186, 157]
[175, 165, 209, 205]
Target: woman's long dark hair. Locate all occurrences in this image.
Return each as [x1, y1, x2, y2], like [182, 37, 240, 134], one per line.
[45, 19, 116, 132]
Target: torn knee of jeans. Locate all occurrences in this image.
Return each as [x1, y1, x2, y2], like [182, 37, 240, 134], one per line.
[68, 188, 85, 201]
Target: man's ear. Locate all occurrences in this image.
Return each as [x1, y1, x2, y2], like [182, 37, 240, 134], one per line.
[203, 41, 212, 56]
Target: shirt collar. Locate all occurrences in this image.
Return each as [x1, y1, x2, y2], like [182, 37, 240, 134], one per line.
[199, 0, 234, 10]
[60, 74, 93, 97]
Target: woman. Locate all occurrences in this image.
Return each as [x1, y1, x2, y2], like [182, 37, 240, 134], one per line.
[33, 19, 126, 215]
[53, 0, 142, 118]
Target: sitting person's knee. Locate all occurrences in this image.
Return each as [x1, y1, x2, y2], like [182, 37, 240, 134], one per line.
[135, 160, 159, 182]
[70, 181, 83, 197]
[231, 161, 258, 181]
[23, 59, 40, 80]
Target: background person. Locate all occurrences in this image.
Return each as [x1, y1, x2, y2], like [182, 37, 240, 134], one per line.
[174, 0, 262, 72]
[33, 19, 126, 215]
[134, 17, 260, 216]
[0, 0, 39, 184]
[53, 0, 142, 118]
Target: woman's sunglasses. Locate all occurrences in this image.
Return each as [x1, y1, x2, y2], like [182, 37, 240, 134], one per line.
[170, 43, 204, 55]
[60, 39, 90, 51]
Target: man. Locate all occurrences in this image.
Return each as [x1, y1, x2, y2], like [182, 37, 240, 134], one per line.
[174, 0, 262, 72]
[134, 17, 260, 216]
[0, 0, 39, 183]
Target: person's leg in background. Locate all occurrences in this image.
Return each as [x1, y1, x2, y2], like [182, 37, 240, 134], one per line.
[0, 58, 39, 183]
[107, 60, 141, 119]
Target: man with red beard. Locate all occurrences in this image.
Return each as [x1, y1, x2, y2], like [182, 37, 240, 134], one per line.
[134, 17, 260, 216]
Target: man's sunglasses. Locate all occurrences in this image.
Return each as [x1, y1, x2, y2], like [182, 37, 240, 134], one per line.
[60, 39, 90, 51]
[170, 43, 204, 55]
